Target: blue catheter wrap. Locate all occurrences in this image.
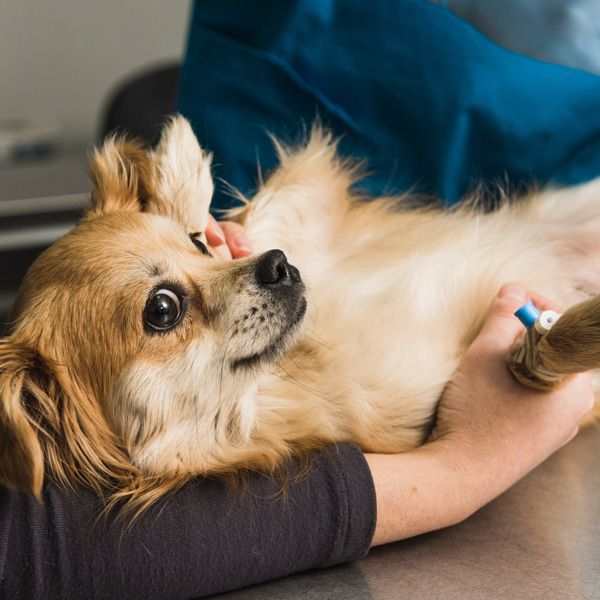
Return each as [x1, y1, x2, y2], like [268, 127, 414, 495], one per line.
[514, 301, 541, 330]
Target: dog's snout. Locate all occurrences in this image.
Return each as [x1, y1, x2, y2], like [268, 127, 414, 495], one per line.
[255, 249, 302, 287]
[255, 250, 290, 286]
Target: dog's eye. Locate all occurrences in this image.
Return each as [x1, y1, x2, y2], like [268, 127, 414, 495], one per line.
[144, 288, 183, 331]
[190, 233, 211, 257]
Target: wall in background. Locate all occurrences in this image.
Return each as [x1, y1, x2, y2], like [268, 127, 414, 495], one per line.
[0, 0, 190, 146]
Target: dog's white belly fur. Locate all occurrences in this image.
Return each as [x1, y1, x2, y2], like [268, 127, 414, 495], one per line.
[238, 135, 600, 453]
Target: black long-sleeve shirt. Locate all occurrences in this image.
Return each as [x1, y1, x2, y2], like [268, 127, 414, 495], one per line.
[0, 444, 376, 599]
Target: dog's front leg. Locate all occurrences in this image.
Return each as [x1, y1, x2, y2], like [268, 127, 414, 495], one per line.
[228, 128, 355, 281]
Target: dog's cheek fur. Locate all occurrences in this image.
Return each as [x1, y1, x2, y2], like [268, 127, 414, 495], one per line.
[113, 338, 259, 476]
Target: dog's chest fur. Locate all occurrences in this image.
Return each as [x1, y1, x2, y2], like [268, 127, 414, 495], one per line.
[239, 138, 599, 453]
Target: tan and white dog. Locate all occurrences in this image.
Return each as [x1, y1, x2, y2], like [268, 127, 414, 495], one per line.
[1, 116, 599, 509]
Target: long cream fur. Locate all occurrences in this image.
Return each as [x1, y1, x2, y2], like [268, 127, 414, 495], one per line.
[1, 115, 600, 510]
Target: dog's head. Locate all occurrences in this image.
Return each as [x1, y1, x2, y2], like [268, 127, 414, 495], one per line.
[0, 116, 306, 498]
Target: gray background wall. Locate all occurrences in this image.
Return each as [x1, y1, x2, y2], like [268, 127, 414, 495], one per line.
[0, 0, 191, 146]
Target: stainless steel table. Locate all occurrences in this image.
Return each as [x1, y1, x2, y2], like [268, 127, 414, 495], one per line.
[215, 424, 600, 599]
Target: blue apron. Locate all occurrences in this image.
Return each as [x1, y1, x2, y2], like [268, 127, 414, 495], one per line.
[178, 0, 600, 212]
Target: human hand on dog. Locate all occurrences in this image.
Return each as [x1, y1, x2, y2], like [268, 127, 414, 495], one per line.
[205, 215, 253, 259]
[432, 282, 594, 503]
[367, 283, 594, 546]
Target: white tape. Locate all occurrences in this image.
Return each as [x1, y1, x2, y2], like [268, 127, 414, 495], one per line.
[534, 310, 561, 334]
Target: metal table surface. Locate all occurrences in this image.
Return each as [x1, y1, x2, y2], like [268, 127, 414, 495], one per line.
[215, 424, 600, 600]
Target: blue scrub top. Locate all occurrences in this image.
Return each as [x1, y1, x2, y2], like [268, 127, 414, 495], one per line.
[178, 0, 600, 212]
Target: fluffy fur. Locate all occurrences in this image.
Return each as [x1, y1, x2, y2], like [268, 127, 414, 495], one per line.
[2, 116, 600, 510]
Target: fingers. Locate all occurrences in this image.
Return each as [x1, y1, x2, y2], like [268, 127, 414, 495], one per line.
[205, 215, 252, 260]
[205, 215, 232, 259]
[205, 215, 226, 246]
[213, 244, 233, 260]
[571, 372, 596, 419]
[477, 283, 528, 346]
[219, 221, 253, 258]
[527, 291, 563, 313]
[477, 283, 565, 351]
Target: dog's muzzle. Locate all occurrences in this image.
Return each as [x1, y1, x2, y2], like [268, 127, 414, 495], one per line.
[254, 249, 303, 290]
[253, 248, 306, 333]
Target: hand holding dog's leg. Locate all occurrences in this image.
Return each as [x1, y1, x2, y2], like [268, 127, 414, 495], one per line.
[367, 284, 594, 546]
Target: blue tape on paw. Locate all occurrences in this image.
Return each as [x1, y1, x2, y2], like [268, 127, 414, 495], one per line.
[514, 300, 540, 330]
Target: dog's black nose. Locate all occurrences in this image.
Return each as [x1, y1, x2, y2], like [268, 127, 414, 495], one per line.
[255, 249, 298, 286]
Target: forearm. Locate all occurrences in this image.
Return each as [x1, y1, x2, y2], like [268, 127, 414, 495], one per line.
[0, 445, 376, 599]
[366, 443, 471, 546]
[367, 284, 594, 548]
[365, 438, 539, 547]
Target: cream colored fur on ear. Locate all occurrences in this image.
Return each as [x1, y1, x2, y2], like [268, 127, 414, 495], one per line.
[148, 116, 214, 234]
[87, 137, 154, 218]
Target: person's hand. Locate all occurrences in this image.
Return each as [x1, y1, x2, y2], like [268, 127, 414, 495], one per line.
[367, 283, 594, 546]
[431, 283, 594, 504]
[205, 215, 252, 259]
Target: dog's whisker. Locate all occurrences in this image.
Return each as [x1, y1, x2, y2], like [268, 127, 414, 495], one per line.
[285, 354, 316, 385]
[172, 165, 209, 206]
[215, 336, 235, 444]
[270, 362, 330, 403]
[269, 369, 330, 404]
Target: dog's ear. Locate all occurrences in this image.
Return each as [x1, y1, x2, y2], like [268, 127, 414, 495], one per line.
[147, 115, 214, 233]
[0, 338, 45, 496]
[87, 137, 154, 218]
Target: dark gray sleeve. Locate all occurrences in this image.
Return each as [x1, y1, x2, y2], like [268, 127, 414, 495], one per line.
[0, 444, 376, 600]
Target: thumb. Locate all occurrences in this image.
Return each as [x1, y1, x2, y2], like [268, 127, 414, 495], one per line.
[478, 283, 528, 346]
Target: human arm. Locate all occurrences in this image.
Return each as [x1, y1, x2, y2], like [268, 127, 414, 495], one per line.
[0, 445, 375, 599]
[367, 283, 594, 546]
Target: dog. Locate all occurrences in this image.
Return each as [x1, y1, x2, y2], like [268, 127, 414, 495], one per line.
[1, 116, 599, 508]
